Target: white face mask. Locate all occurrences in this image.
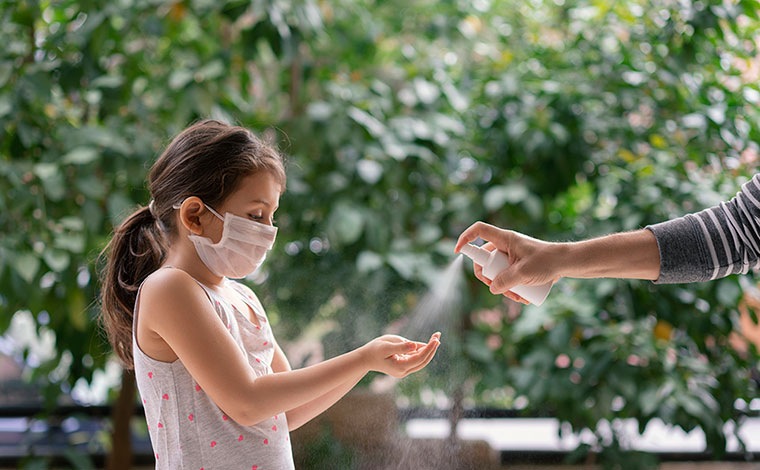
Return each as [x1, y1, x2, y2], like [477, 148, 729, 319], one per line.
[173, 200, 277, 279]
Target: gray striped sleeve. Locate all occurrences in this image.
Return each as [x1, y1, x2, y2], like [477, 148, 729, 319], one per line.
[644, 173, 760, 284]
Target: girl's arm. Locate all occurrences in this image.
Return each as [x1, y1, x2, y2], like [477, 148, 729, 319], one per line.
[142, 268, 441, 427]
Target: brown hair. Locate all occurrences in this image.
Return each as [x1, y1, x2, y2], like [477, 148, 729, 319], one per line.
[98, 119, 286, 369]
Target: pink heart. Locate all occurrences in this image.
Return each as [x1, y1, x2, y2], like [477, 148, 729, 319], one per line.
[272, 425, 277, 431]
[188, 414, 194, 421]
[256, 326, 261, 330]
[158, 422, 163, 428]
[162, 394, 169, 400]
[263, 438, 269, 445]
[195, 384, 201, 391]
[147, 424, 150, 430]
[142, 399, 146, 404]
[263, 341, 268, 346]
[274, 415, 278, 420]
[252, 466, 258, 470]
[148, 372, 153, 378]
[211, 441, 216, 448]
[255, 358, 261, 363]
[156, 453, 159, 460]
[223, 415, 228, 421]
[238, 434, 244, 441]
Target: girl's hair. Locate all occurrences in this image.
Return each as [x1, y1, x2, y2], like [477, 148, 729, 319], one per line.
[98, 119, 286, 369]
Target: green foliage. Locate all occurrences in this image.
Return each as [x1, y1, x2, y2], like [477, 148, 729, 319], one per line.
[2, 0, 760, 464]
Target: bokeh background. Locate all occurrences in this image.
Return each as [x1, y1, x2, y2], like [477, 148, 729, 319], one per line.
[2, 0, 760, 468]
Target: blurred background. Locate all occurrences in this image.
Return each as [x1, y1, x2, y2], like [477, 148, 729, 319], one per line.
[2, 0, 760, 468]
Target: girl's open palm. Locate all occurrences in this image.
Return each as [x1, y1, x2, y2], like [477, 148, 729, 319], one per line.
[363, 332, 441, 378]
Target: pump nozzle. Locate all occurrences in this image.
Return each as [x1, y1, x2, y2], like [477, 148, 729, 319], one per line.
[459, 243, 490, 266]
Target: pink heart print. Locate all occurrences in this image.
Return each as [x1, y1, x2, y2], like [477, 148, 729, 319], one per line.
[252, 466, 258, 470]
[263, 341, 268, 346]
[211, 441, 217, 447]
[195, 384, 201, 391]
[223, 415, 228, 421]
[162, 393, 169, 400]
[158, 422, 163, 428]
[148, 372, 153, 378]
[272, 425, 277, 431]
[263, 438, 269, 445]
[188, 414, 194, 421]
[238, 434, 244, 441]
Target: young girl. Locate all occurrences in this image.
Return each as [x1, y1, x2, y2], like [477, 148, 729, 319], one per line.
[98, 119, 441, 468]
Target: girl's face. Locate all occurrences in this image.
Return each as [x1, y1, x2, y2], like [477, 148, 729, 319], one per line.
[200, 170, 281, 244]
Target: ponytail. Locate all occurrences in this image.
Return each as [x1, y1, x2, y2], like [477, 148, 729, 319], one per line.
[98, 205, 167, 370]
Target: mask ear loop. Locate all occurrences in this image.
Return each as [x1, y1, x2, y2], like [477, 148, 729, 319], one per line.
[172, 199, 225, 221]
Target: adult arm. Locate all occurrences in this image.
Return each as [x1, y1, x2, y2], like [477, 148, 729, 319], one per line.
[454, 173, 760, 299]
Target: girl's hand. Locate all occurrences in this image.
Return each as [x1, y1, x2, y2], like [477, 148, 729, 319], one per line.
[361, 332, 441, 378]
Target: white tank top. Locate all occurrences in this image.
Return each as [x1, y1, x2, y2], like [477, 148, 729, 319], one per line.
[132, 266, 295, 469]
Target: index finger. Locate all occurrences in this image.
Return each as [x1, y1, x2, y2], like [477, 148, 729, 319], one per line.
[454, 221, 506, 254]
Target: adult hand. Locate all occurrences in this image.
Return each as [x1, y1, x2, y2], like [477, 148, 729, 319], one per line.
[455, 221, 562, 304]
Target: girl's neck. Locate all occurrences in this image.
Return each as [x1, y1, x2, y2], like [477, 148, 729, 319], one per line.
[162, 240, 225, 289]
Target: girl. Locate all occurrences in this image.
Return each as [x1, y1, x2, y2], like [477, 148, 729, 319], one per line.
[98, 119, 441, 469]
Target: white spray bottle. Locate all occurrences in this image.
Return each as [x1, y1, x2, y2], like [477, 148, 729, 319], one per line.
[460, 243, 553, 306]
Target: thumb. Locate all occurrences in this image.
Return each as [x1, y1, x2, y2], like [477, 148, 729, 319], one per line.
[489, 265, 522, 295]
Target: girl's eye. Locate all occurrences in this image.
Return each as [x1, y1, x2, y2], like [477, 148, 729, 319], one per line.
[250, 214, 277, 226]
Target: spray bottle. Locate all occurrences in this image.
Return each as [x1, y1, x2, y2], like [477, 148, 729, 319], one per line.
[460, 243, 553, 306]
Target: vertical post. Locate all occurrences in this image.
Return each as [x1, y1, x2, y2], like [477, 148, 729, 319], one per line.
[106, 368, 135, 470]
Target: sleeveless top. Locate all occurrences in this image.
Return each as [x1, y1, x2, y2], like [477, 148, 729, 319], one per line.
[132, 266, 295, 469]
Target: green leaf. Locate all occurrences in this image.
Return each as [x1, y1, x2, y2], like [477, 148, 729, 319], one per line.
[356, 251, 383, 273]
[716, 279, 740, 306]
[13, 253, 40, 283]
[62, 147, 98, 165]
[43, 249, 70, 272]
[327, 203, 364, 245]
[483, 184, 529, 211]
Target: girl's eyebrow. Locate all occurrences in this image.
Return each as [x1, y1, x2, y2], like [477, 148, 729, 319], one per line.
[250, 198, 278, 210]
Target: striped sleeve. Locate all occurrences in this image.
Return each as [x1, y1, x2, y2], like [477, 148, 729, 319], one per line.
[644, 173, 760, 284]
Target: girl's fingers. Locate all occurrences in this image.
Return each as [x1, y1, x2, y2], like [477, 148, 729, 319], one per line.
[408, 337, 439, 367]
[405, 340, 440, 374]
[394, 333, 440, 364]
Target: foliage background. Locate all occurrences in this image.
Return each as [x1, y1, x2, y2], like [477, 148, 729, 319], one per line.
[2, 0, 760, 466]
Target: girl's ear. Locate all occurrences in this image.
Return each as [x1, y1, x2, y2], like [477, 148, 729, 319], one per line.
[177, 196, 210, 236]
